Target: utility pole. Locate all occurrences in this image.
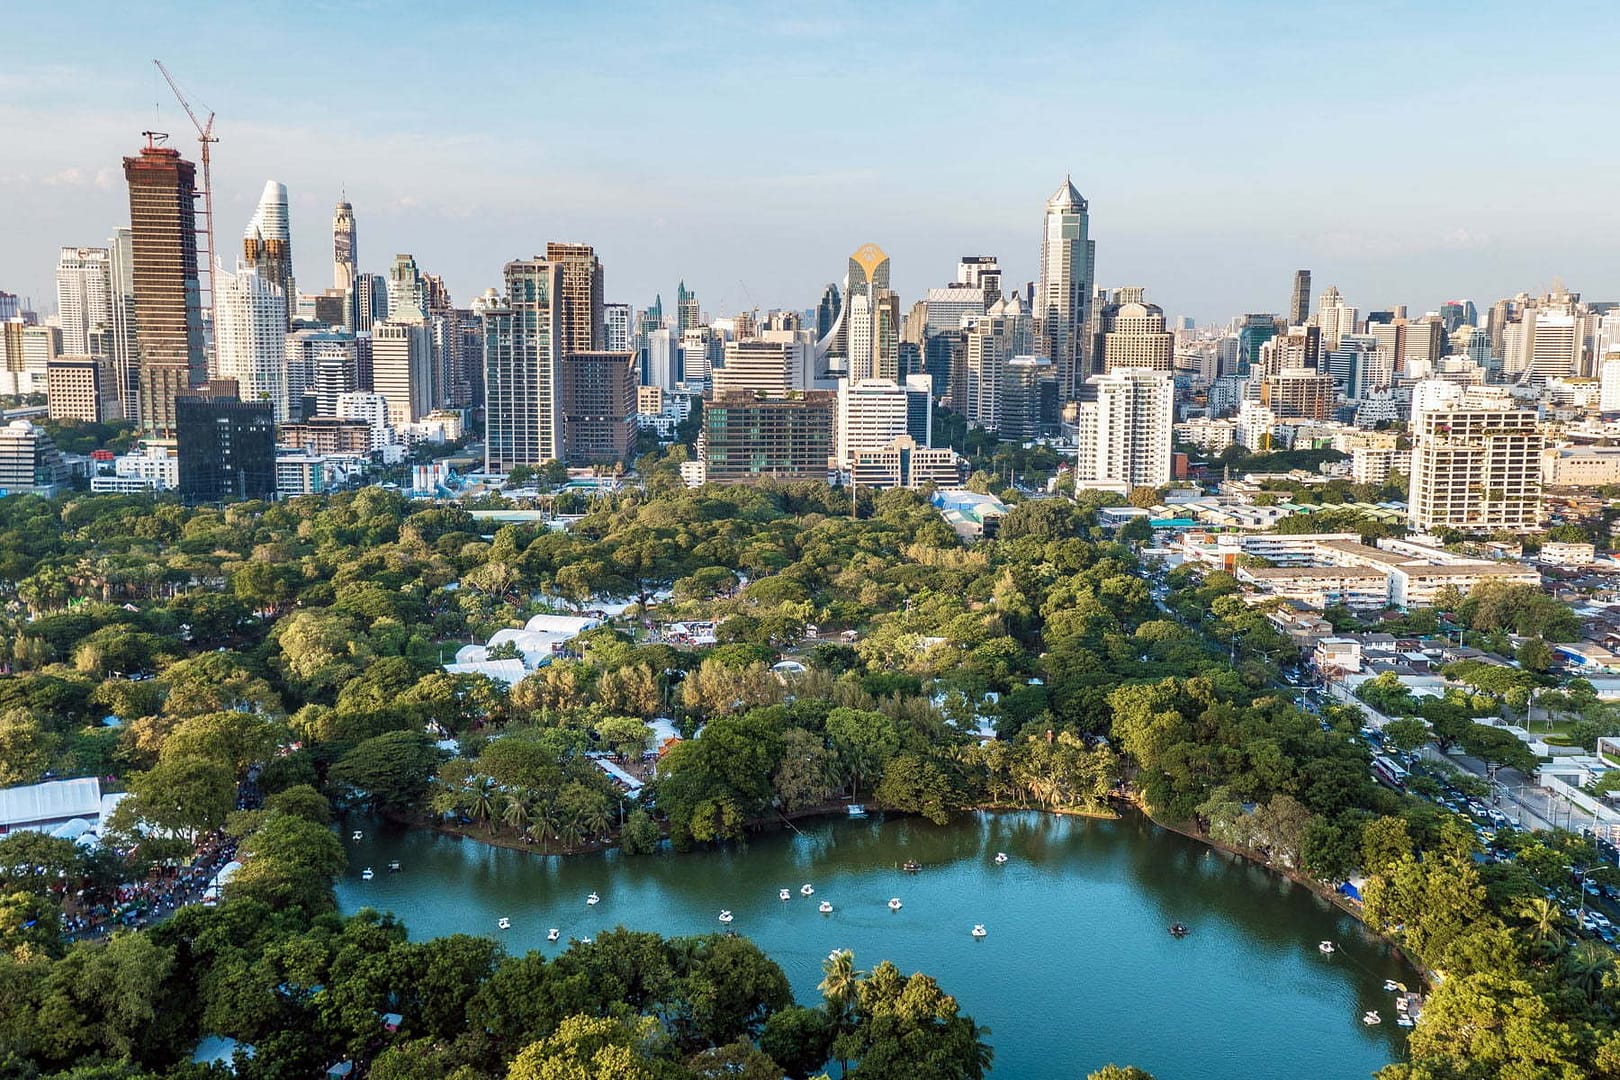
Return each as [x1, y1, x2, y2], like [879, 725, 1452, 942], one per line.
[154, 59, 218, 374]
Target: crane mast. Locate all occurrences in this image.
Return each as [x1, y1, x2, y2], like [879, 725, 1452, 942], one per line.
[153, 59, 218, 374]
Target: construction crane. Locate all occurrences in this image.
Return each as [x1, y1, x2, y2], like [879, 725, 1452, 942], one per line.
[153, 59, 218, 369]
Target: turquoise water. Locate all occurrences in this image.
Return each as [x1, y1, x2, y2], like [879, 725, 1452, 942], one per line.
[337, 810, 1414, 1079]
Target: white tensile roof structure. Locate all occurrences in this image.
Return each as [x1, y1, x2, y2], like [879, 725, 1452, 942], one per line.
[0, 777, 103, 832]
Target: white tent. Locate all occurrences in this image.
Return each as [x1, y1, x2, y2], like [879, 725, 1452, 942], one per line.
[0, 778, 102, 832]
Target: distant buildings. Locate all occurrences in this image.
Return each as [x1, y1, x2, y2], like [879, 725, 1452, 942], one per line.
[214, 265, 289, 420]
[242, 181, 295, 323]
[46, 357, 119, 423]
[55, 246, 112, 357]
[0, 421, 68, 493]
[1408, 385, 1542, 533]
[483, 257, 564, 472]
[560, 351, 637, 464]
[698, 392, 835, 484]
[332, 195, 356, 328]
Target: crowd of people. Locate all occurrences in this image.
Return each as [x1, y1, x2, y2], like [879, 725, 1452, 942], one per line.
[62, 833, 239, 940]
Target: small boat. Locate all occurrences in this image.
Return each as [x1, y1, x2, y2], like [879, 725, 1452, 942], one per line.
[1362, 1011, 1381, 1026]
[497, 917, 511, 930]
[1396, 1016, 1415, 1028]
[800, 884, 814, 897]
[971, 924, 987, 938]
[547, 928, 560, 942]
[1168, 923, 1189, 937]
[818, 900, 833, 914]
[902, 860, 921, 872]
[387, 861, 401, 873]
[351, 830, 363, 841]
[718, 910, 733, 924]
[1383, 979, 1399, 992]
[579, 937, 593, 945]
[1318, 940, 1335, 955]
[779, 888, 792, 901]
[586, 892, 600, 906]
[360, 867, 374, 881]
[888, 897, 903, 911]
[993, 852, 1009, 865]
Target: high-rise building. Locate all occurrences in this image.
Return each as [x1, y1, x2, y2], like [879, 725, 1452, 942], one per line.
[46, 357, 119, 423]
[55, 247, 112, 357]
[904, 373, 934, 446]
[483, 258, 565, 472]
[355, 273, 386, 333]
[841, 243, 899, 382]
[1408, 387, 1541, 533]
[547, 242, 605, 355]
[1260, 368, 1334, 420]
[0, 421, 67, 492]
[332, 195, 357, 329]
[815, 283, 841, 344]
[386, 254, 424, 320]
[287, 328, 359, 417]
[1314, 286, 1359, 351]
[712, 339, 790, 397]
[1036, 176, 1095, 397]
[372, 318, 434, 428]
[176, 385, 276, 502]
[604, 302, 631, 353]
[957, 256, 1002, 301]
[123, 135, 207, 439]
[561, 350, 638, 464]
[1074, 368, 1173, 490]
[1001, 355, 1058, 441]
[214, 265, 289, 420]
[0, 320, 56, 397]
[1289, 270, 1312, 327]
[698, 391, 835, 483]
[961, 294, 1033, 432]
[836, 377, 910, 467]
[1100, 287, 1174, 372]
[676, 280, 700, 336]
[107, 227, 139, 421]
[242, 181, 295, 324]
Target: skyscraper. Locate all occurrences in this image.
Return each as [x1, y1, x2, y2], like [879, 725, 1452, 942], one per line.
[546, 241, 605, 355]
[123, 134, 206, 440]
[604, 302, 631, 353]
[560, 351, 638, 464]
[107, 228, 138, 421]
[1074, 368, 1173, 490]
[1314, 286, 1359, 351]
[1289, 269, 1312, 326]
[386, 254, 425, 319]
[1100, 287, 1174, 372]
[372, 306, 434, 428]
[55, 247, 112, 357]
[483, 257, 565, 472]
[843, 243, 898, 382]
[242, 181, 295, 324]
[176, 387, 276, 502]
[333, 194, 357, 328]
[676, 280, 700, 336]
[214, 265, 289, 420]
[1036, 176, 1094, 398]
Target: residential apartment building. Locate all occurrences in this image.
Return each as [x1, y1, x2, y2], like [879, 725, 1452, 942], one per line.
[1408, 398, 1542, 533]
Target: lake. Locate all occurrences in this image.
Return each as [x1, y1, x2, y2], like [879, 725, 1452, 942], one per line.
[336, 810, 1415, 1079]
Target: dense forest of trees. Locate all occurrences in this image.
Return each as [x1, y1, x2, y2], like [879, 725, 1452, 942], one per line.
[0, 470, 1613, 1077]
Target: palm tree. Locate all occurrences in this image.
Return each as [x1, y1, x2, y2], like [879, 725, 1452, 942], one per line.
[818, 948, 865, 1028]
[500, 793, 531, 834]
[1562, 941, 1614, 1001]
[557, 811, 585, 852]
[1519, 897, 1567, 960]
[532, 800, 563, 853]
[582, 800, 615, 843]
[469, 780, 496, 824]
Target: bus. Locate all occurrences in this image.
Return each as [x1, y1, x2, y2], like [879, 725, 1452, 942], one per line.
[1372, 755, 1408, 790]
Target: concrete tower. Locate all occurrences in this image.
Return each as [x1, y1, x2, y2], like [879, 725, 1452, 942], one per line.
[242, 181, 294, 323]
[333, 194, 357, 327]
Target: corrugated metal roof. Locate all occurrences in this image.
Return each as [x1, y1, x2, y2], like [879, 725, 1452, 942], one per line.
[0, 777, 102, 829]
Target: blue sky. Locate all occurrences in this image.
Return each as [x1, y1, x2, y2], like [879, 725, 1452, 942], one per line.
[3, 0, 1618, 324]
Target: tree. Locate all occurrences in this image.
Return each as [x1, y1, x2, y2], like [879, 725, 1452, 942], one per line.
[117, 755, 236, 844]
[818, 948, 865, 1030]
[619, 809, 661, 856]
[228, 811, 346, 912]
[1380, 716, 1431, 755]
[772, 729, 838, 813]
[507, 1014, 665, 1080]
[831, 960, 990, 1080]
[329, 731, 444, 818]
[760, 1005, 835, 1080]
[594, 716, 653, 762]
[159, 710, 284, 772]
[0, 710, 57, 786]
[873, 753, 959, 825]
[1088, 1069, 1155, 1080]
[1514, 638, 1554, 673]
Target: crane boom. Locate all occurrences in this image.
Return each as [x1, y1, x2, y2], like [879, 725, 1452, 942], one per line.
[153, 59, 219, 374]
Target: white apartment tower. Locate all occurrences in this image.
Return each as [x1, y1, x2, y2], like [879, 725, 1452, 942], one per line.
[1408, 387, 1542, 533]
[55, 246, 113, 357]
[214, 265, 290, 420]
[483, 258, 565, 471]
[372, 301, 435, 428]
[836, 378, 910, 467]
[1036, 176, 1094, 398]
[1314, 286, 1359, 350]
[1075, 368, 1174, 489]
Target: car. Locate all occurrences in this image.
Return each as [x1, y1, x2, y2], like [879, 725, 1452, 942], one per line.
[1584, 880, 1603, 896]
[1592, 911, 1613, 930]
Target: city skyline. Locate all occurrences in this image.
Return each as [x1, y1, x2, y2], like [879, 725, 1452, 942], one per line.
[4, 1, 1619, 322]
